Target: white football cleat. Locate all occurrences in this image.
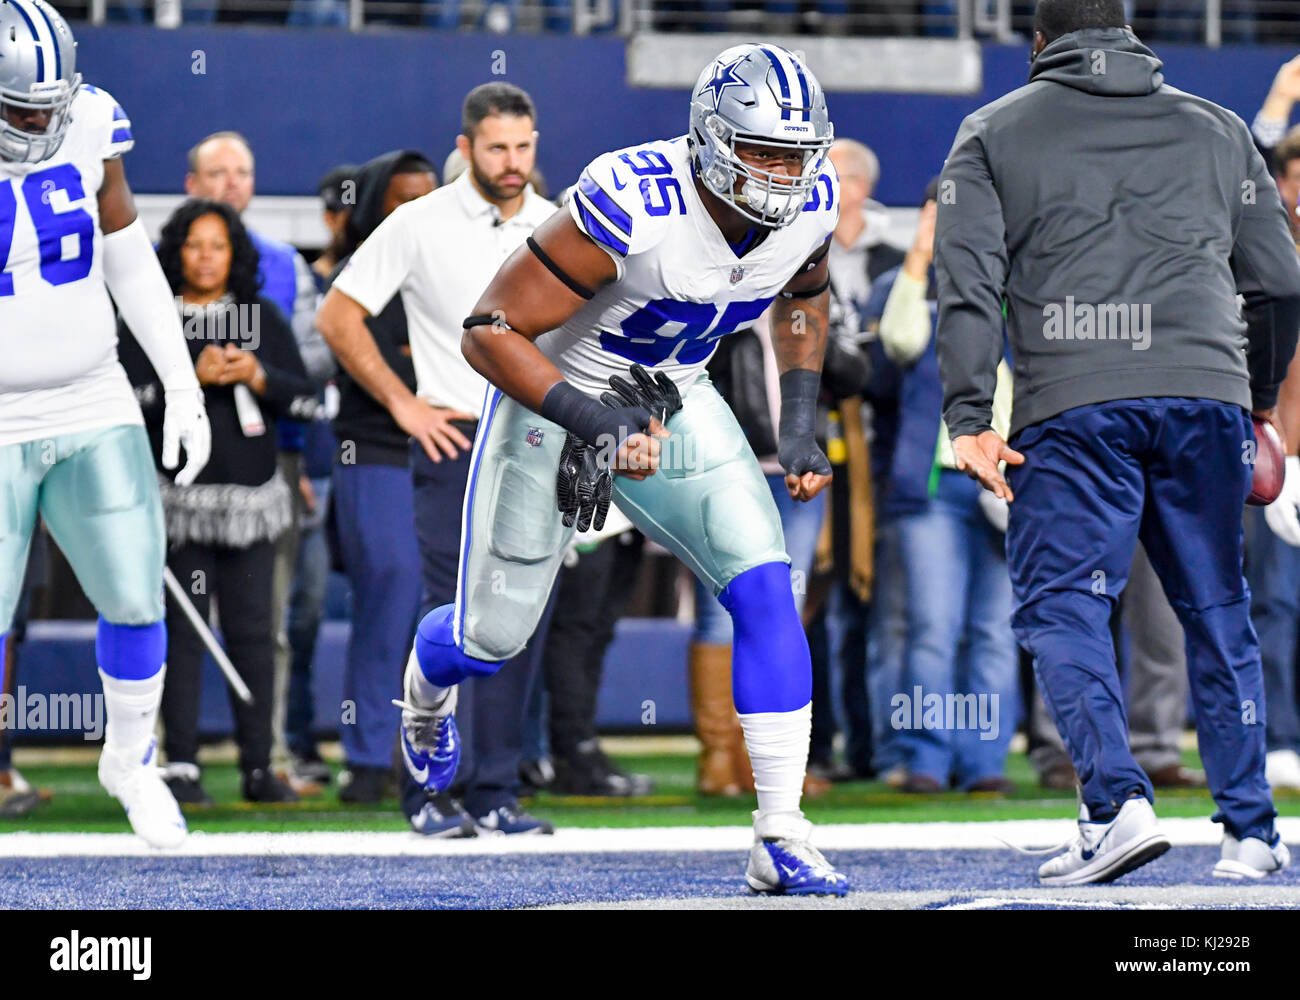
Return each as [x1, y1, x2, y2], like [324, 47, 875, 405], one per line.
[1038, 796, 1170, 885]
[1264, 749, 1300, 790]
[1213, 832, 1290, 880]
[98, 741, 188, 849]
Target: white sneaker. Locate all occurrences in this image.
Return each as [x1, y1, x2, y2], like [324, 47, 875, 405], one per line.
[1038, 796, 1170, 885]
[1213, 832, 1290, 880]
[1265, 749, 1300, 790]
[98, 741, 187, 849]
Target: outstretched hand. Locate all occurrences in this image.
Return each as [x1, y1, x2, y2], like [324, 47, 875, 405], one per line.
[951, 430, 1025, 501]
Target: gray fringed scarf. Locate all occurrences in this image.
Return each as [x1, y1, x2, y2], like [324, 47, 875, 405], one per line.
[159, 472, 293, 549]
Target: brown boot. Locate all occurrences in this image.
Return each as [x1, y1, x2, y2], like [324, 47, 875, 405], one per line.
[690, 642, 742, 797]
[732, 723, 755, 794]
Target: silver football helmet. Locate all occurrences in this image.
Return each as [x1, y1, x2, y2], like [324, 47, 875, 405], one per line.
[0, 0, 81, 163]
[688, 43, 833, 229]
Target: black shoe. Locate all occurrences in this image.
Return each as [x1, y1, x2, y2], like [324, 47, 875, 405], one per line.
[518, 757, 555, 797]
[242, 768, 300, 803]
[290, 751, 332, 786]
[338, 764, 392, 804]
[162, 763, 214, 806]
[550, 740, 654, 797]
[473, 802, 555, 835]
[409, 793, 478, 838]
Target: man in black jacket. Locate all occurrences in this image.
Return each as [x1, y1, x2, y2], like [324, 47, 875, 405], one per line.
[936, 0, 1300, 884]
[319, 151, 473, 830]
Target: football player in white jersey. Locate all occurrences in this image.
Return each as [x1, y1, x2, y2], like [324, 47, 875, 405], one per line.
[396, 43, 849, 894]
[0, 0, 210, 846]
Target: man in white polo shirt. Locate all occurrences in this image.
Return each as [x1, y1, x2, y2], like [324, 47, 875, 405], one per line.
[317, 83, 559, 835]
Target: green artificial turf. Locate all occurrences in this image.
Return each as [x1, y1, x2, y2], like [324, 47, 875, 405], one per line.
[4, 743, 1296, 834]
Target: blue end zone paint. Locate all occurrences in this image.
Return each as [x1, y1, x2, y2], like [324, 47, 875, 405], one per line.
[0, 848, 1289, 910]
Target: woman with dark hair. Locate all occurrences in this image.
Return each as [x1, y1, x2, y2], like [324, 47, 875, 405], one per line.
[118, 199, 318, 805]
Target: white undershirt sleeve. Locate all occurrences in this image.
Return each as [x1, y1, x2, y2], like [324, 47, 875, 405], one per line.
[103, 217, 198, 392]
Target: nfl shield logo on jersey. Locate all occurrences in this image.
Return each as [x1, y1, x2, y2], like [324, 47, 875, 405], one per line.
[729, 265, 745, 286]
[525, 427, 545, 448]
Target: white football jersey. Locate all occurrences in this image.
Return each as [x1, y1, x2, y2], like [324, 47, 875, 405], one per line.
[538, 135, 838, 397]
[0, 84, 143, 446]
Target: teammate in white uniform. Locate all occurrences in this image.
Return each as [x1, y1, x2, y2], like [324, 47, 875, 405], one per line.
[0, 0, 210, 847]
[396, 43, 850, 894]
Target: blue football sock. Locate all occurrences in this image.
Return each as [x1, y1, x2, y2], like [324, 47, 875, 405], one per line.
[719, 561, 812, 714]
[96, 617, 166, 681]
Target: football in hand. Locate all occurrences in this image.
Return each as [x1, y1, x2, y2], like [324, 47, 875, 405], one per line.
[1248, 417, 1286, 506]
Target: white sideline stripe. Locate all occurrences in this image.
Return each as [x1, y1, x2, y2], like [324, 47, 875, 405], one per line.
[2, 817, 1298, 858]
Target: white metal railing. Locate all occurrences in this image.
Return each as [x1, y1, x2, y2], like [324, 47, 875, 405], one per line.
[72, 0, 1299, 46]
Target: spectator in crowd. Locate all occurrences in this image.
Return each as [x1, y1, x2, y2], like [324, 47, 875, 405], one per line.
[317, 83, 558, 835]
[184, 130, 330, 793]
[185, 133, 324, 364]
[824, 137, 906, 783]
[118, 199, 317, 805]
[826, 140, 904, 314]
[1251, 55, 1300, 243]
[866, 180, 1019, 793]
[312, 164, 357, 287]
[316, 149, 441, 810]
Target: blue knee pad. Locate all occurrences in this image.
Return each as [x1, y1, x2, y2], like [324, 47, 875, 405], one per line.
[415, 605, 504, 687]
[96, 617, 166, 681]
[719, 561, 811, 714]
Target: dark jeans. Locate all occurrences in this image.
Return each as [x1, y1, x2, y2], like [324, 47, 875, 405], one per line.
[332, 462, 423, 769]
[163, 539, 277, 773]
[410, 436, 544, 815]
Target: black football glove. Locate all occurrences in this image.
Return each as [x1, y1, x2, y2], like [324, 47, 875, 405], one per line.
[556, 432, 614, 532]
[599, 363, 684, 427]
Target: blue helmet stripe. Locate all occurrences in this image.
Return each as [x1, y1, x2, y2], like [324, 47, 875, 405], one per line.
[577, 171, 632, 239]
[790, 57, 811, 122]
[32, 0, 62, 80]
[759, 45, 793, 122]
[10, 0, 46, 83]
[574, 197, 629, 257]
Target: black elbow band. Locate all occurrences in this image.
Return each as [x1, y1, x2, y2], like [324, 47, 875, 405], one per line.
[462, 313, 512, 331]
[780, 275, 831, 299]
[527, 236, 594, 300]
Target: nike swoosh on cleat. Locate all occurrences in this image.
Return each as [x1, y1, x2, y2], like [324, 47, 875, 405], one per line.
[779, 863, 800, 878]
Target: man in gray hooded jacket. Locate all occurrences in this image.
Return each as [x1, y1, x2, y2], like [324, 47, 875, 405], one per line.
[936, 0, 1300, 885]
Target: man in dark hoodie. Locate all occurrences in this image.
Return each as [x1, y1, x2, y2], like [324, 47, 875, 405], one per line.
[318, 151, 468, 826]
[936, 0, 1300, 885]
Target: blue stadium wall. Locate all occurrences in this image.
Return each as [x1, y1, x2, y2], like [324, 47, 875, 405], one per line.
[79, 26, 1296, 205]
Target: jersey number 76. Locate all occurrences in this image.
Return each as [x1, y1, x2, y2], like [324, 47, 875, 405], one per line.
[0, 164, 95, 296]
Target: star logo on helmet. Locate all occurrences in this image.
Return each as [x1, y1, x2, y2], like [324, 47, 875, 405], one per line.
[701, 56, 748, 111]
